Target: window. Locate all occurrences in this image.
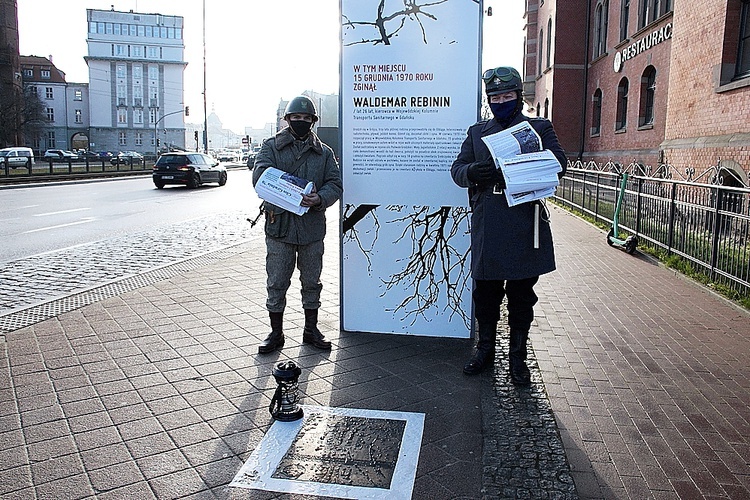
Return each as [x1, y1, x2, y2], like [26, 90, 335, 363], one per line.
[538, 28, 544, 74]
[114, 23, 121, 35]
[738, 0, 750, 78]
[132, 46, 143, 58]
[536, 102, 541, 116]
[616, 78, 629, 130]
[133, 65, 142, 79]
[119, 132, 127, 146]
[41, 70, 50, 79]
[130, 25, 137, 36]
[638, 0, 672, 28]
[149, 108, 158, 124]
[106, 22, 113, 34]
[620, 0, 630, 40]
[639, 66, 656, 126]
[594, 1, 609, 58]
[46, 108, 55, 122]
[75, 109, 82, 124]
[135, 132, 143, 146]
[138, 25, 145, 37]
[74, 89, 82, 101]
[48, 131, 56, 148]
[23, 68, 32, 78]
[118, 109, 127, 124]
[546, 18, 553, 68]
[148, 66, 158, 80]
[148, 47, 159, 59]
[134, 109, 144, 124]
[30, 86, 37, 96]
[592, 89, 603, 135]
[115, 45, 126, 57]
[146, 26, 153, 37]
[45, 87, 53, 99]
[544, 98, 550, 118]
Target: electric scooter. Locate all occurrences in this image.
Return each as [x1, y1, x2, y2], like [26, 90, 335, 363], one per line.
[606, 172, 638, 254]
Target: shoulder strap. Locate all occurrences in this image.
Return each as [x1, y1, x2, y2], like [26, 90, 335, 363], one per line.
[288, 149, 313, 176]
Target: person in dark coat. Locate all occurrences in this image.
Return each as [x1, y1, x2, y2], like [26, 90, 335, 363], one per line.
[451, 66, 567, 383]
[253, 95, 343, 354]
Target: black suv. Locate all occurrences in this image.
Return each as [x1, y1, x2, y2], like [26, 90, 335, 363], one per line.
[152, 152, 227, 189]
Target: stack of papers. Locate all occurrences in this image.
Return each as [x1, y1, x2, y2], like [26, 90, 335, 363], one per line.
[255, 167, 314, 215]
[481, 122, 562, 207]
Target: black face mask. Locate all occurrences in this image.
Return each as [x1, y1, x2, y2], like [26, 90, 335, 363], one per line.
[289, 120, 313, 138]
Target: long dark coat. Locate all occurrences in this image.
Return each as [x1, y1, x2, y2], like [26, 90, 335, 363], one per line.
[451, 114, 567, 280]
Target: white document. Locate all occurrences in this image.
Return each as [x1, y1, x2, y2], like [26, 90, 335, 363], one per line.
[255, 167, 314, 216]
[481, 121, 544, 158]
[481, 123, 562, 207]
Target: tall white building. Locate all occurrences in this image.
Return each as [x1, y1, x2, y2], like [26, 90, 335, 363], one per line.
[85, 8, 186, 154]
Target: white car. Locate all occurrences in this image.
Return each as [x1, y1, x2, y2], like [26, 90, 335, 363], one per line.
[0, 147, 35, 168]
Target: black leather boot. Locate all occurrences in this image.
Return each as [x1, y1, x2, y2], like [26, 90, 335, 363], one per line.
[302, 308, 331, 350]
[463, 322, 497, 375]
[509, 329, 531, 385]
[258, 311, 284, 354]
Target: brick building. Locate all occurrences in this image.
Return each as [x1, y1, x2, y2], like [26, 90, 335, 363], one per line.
[524, 0, 750, 186]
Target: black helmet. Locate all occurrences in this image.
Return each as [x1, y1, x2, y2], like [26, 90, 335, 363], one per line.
[483, 66, 523, 96]
[284, 95, 318, 121]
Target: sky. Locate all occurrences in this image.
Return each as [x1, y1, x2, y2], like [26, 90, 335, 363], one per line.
[17, 0, 525, 134]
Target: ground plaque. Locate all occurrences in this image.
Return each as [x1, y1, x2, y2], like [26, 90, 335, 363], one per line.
[230, 405, 424, 499]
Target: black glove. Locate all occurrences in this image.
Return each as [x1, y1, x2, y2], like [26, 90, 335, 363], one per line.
[466, 158, 497, 184]
[495, 168, 506, 190]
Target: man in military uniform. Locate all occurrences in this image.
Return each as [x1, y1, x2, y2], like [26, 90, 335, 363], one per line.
[253, 95, 343, 354]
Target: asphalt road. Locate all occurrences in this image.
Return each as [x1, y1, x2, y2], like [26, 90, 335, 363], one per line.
[0, 167, 261, 316]
[1, 166, 257, 263]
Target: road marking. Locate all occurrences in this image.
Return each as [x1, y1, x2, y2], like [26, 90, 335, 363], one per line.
[33, 208, 91, 217]
[24, 217, 96, 233]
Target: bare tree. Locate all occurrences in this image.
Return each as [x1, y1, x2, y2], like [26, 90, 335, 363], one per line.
[0, 85, 46, 147]
[343, 204, 471, 326]
[342, 0, 451, 46]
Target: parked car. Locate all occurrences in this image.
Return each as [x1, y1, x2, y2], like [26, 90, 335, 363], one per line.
[0, 147, 35, 168]
[216, 151, 237, 163]
[43, 149, 78, 161]
[152, 152, 227, 189]
[110, 151, 144, 165]
[77, 150, 100, 161]
[97, 151, 114, 160]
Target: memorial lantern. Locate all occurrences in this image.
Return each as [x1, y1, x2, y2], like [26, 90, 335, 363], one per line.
[269, 360, 303, 421]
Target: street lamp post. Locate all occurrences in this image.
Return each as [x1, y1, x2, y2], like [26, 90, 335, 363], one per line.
[153, 107, 187, 158]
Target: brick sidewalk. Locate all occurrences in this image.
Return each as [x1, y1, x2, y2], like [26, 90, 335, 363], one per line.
[534, 205, 750, 499]
[1, 203, 748, 499]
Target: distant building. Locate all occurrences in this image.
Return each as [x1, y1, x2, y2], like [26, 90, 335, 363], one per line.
[85, 8, 186, 154]
[523, 0, 749, 185]
[19, 55, 89, 153]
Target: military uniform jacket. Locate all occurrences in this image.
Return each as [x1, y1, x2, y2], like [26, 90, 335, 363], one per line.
[253, 128, 343, 245]
[451, 114, 567, 280]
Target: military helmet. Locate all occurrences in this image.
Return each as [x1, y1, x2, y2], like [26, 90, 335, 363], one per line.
[483, 66, 523, 96]
[284, 95, 318, 121]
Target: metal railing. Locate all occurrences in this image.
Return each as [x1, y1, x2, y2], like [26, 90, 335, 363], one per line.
[1, 156, 153, 180]
[554, 167, 750, 297]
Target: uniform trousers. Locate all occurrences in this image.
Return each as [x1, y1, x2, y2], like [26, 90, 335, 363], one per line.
[265, 237, 324, 313]
[473, 277, 539, 331]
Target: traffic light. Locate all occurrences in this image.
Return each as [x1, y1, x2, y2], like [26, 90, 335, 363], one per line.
[194, 131, 199, 141]
[157, 139, 161, 147]
[184, 106, 189, 116]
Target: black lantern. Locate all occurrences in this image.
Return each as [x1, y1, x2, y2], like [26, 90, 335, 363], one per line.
[269, 361, 303, 421]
